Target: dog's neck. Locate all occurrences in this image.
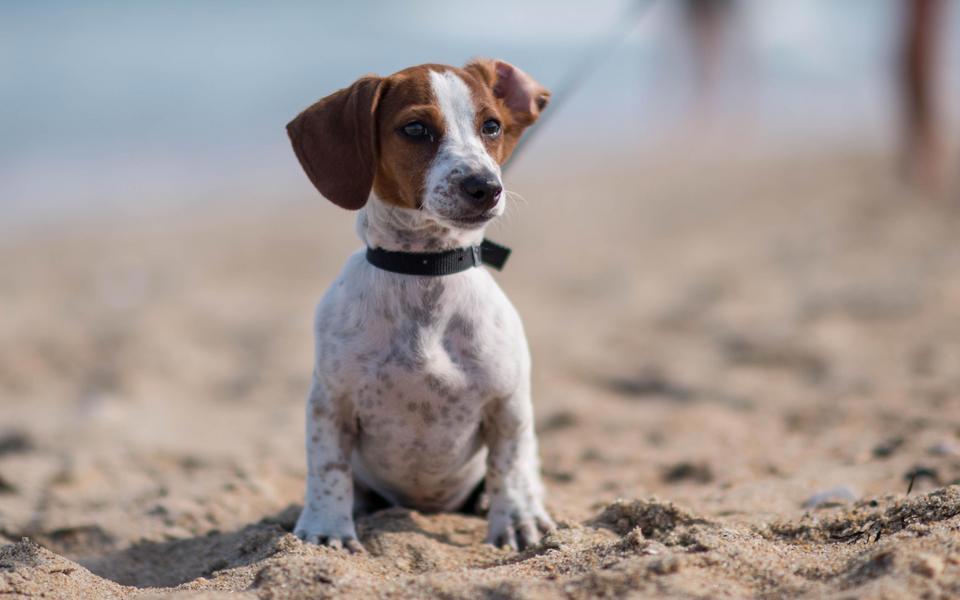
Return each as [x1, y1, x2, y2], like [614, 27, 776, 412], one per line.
[357, 196, 485, 253]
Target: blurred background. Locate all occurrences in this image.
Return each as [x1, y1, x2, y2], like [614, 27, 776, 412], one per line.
[2, 1, 960, 593]
[3, 0, 959, 225]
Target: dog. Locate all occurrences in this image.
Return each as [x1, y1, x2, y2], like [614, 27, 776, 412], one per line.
[286, 59, 553, 553]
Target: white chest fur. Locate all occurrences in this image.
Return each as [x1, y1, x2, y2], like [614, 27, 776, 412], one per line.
[313, 252, 528, 510]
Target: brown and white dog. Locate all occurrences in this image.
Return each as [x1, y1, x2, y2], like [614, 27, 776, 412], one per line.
[287, 59, 552, 552]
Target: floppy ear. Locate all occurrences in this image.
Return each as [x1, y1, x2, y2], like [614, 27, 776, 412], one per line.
[286, 76, 384, 210]
[464, 59, 550, 160]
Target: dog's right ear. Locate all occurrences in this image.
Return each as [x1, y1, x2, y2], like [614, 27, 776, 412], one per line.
[463, 59, 550, 163]
[286, 76, 384, 210]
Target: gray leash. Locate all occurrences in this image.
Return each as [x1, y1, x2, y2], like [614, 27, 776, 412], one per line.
[504, 0, 658, 173]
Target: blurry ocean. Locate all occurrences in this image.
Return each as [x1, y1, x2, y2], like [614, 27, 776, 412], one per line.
[2, 0, 958, 224]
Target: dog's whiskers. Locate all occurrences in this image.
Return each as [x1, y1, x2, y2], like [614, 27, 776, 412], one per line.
[504, 189, 528, 206]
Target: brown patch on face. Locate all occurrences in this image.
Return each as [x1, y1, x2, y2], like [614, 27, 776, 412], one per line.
[371, 65, 447, 208]
[462, 59, 550, 163]
[288, 61, 547, 210]
[454, 72, 511, 164]
[364, 62, 541, 208]
[287, 65, 443, 210]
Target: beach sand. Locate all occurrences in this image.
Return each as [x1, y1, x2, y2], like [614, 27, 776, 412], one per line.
[2, 146, 960, 598]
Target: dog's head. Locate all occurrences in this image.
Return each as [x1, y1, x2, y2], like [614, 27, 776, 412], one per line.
[287, 60, 549, 229]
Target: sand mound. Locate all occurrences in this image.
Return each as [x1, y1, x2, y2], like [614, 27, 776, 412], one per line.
[4, 489, 960, 598]
[1, 539, 128, 600]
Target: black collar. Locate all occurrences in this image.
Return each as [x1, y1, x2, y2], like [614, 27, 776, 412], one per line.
[365, 239, 511, 276]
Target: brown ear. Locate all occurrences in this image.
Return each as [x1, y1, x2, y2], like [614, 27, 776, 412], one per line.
[464, 59, 550, 159]
[286, 76, 384, 210]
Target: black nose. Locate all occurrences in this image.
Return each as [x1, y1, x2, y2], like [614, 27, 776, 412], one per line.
[458, 174, 503, 209]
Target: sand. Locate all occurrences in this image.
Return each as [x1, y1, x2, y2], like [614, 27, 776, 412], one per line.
[2, 145, 960, 598]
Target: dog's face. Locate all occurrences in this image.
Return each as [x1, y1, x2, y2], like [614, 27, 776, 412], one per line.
[287, 60, 549, 230]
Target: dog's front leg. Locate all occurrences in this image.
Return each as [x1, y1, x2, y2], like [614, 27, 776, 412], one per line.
[482, 389, 556, 551]
[293, 377, 363, 553]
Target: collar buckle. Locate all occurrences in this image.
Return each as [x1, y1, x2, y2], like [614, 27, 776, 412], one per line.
[470, 245, 482, 267]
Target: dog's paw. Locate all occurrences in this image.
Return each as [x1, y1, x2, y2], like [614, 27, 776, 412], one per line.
[294, 511, 365, 554]
[485, 497, 555, 551]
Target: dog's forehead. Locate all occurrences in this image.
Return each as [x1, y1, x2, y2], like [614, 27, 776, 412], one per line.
[383, 64, 493, 115]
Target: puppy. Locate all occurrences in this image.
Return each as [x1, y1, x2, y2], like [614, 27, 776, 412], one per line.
[286, 59, 553, 552]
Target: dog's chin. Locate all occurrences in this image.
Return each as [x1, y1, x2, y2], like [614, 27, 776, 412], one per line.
[448, 212, 497, 230]
[429, 209, 499, 230]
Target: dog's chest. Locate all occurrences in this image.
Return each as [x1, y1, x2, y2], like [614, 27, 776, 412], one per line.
[314, 263, 526, 500]
[351, 353, 488, 490]
[316, 259, 527, 435]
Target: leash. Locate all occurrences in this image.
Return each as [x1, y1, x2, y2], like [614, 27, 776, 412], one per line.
[503, 0, 658, 173]
[366, 2, 658, 276]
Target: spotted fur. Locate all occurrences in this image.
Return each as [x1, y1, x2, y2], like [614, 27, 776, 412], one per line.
[289, 60, 552, 552]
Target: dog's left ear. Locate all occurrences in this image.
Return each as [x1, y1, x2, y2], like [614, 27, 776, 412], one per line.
[464, 59, 550, 160]
[286, 76, 384, 210]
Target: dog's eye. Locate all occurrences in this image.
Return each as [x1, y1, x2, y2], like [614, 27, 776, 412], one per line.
[401, 121, 430, 139]
[481, 119, 501, 138]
